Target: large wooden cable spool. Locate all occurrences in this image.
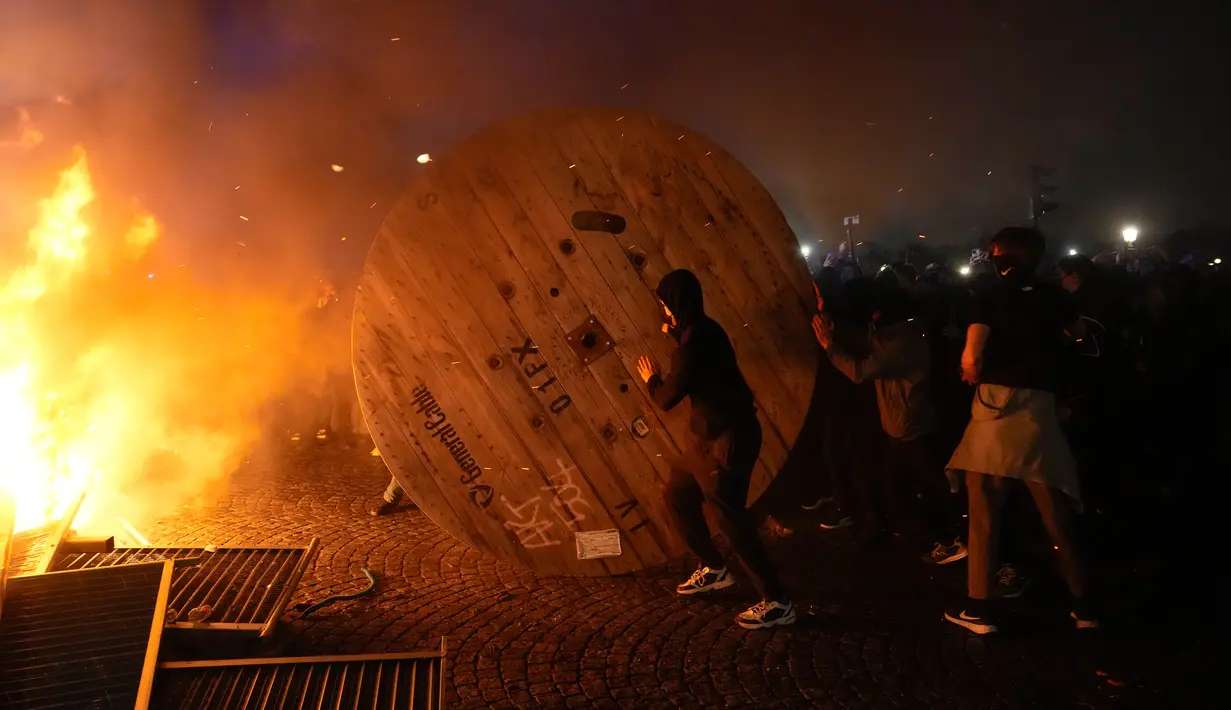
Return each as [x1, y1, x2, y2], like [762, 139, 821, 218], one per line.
[353, 107, 817, 576]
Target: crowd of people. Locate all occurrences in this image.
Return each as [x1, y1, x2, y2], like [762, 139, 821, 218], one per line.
[643, 224, 1224, 633]
[785, 225, 1224, 634]
[274, 227, 1223, 634]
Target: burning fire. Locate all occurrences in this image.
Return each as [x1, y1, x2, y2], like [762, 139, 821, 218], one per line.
[2, 147, 99, 531]
[1, 133, 318, 536]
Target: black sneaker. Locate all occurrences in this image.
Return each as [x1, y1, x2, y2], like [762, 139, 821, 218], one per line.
[943, 605, 998, 634]
[922, 539, 968, 565]
[371, 500, 399, 517]
[801, 495, 835, 511]
[1071, 600, 1099, 630]
[994, 563, 1029, 599]
[676, 566, 735, 595]
[817, 508, 854, 530]
[736, 599, 796, 629]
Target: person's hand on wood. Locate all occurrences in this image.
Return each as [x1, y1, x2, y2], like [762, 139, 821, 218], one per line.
[636, 355, 659, 384]
[811, 313, 831, 350]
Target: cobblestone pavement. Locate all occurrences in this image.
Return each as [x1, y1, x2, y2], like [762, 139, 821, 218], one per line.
[145, 446, 1214, 709]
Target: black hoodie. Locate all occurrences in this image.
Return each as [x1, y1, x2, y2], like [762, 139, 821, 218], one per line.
[647, 269, 756, 439]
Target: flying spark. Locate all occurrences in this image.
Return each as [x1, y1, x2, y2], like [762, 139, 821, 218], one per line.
[239, 216, 249, 221]
[331, 164, 344, 172]
[416, 153, 431, 164]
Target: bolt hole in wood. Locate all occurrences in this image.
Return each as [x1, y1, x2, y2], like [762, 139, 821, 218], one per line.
[549, 287, 560, 297]
[570, 210, 627, 235]
[530, 416, 546, 430]
[558, 239, 576, 256]
[580, 331, 598, 349]
[628, 251, 647, 270]
[487, 355, 504, 370]
[498, 282, 516, 299]
[601, 424, 618, 442]
[618, 383, 629, 393]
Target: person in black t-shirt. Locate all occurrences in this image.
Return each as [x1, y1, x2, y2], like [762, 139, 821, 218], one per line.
[969, 268, 1078, 392]
[942, 227, 1098, 635]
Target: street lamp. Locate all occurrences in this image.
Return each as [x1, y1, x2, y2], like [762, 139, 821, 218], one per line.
[1122, 226, 1139, 245]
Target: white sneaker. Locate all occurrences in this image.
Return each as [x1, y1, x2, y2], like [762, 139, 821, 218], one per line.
[736, 599, 796, 629]
[675, 566, 735, 595]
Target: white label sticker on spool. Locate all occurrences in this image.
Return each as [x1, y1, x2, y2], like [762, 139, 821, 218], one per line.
[575, 529, 622, 560]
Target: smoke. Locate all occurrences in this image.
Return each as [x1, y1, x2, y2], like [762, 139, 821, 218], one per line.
[0, 2, 380, 534]
[3, 0, 1221, 534]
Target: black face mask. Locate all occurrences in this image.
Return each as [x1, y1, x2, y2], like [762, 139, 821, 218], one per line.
[992, 254, 1028, 281]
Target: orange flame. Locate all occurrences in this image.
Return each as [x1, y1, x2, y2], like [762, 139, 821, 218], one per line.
[1, 137, 321, 535]
[1, 147, 98, 530]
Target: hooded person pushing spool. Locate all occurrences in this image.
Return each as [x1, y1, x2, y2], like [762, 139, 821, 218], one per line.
[352, 107, 818, 577]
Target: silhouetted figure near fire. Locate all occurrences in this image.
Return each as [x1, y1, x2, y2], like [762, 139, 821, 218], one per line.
[301, 281, 363, 448]
[636, 269, 793, 630]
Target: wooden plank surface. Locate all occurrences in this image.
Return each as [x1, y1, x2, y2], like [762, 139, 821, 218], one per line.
[353, 107, 817, 576]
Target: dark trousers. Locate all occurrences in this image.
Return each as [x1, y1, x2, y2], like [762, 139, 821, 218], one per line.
[324, 369, 360, 439]
[966, 472, 1088, 601]
[664, 417, 786, 601]
[879, 434, 964, 543]
[826, 410, 865, 507]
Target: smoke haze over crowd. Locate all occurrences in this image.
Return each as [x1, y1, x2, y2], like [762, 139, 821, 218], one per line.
[5, 0, 1227, 258]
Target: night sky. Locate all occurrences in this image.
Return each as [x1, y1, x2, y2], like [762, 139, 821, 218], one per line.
[2, 0, 1227, 281]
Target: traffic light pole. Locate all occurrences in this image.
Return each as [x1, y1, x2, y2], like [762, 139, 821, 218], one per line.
[842, 215, 859, 262]
[1029, 166, 1059, 226]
